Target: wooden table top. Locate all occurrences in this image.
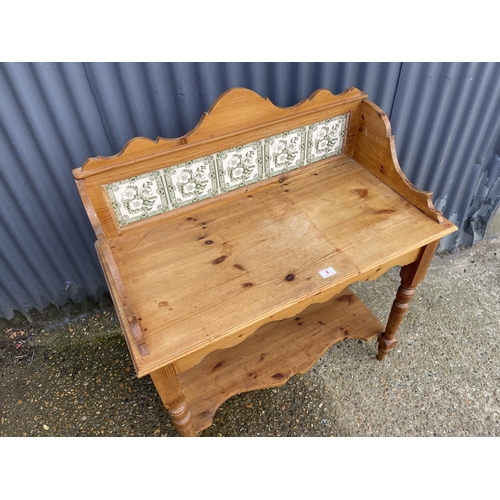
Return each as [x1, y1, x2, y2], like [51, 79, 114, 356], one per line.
[106, 158, 456, 376]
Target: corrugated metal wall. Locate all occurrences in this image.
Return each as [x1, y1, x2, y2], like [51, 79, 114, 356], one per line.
[1, 62, 499, 320]
[390, 62, 500, 250]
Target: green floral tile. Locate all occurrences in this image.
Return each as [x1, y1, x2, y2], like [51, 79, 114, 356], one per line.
[105, 171, 169, 227]
[163, 156, 218, 209]
[264, 128, 306, 178]
[306, 114, 347, 164]
[216, 142, 263, 193]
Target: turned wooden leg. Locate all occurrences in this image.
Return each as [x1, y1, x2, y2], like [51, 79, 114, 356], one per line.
[377, 240, 440, 361]
[377, 283, 415, 360]
[150, 364, 197, 436]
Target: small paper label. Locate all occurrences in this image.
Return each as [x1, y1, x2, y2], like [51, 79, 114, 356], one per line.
[319, 267, 336, 278]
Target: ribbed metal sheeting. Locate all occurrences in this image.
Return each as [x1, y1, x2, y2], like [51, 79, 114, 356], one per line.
[390, 62, 500, 250]
[0, 62, 499, 320]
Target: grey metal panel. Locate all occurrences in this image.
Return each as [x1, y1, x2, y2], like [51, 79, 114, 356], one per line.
[0, 62, 498, 319]
[390, 62, 500, 250]
[0, 63, 111, 319]
[82, 62, 402, 155]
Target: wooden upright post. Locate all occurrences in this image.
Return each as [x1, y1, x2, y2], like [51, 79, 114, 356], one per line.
[150, 364, 197, 436]
[377, 240, 440, 361]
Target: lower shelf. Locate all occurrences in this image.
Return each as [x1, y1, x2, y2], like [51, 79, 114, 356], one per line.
[178, 287, 384, 433]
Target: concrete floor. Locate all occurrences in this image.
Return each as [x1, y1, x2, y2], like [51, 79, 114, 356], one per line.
[1, 215, 499, 437]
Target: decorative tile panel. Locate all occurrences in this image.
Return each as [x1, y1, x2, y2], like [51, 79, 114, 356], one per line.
[163, 156, 218, 209]
[105, 113, 348, 226]
[306, 114, 347, 164]
[264, 127, 306, 177]
[216, 141, 263, 193]
[105, 171, 169, 226]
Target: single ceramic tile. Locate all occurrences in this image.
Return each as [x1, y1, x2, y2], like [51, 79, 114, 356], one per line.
[163, 156, 218, 209]
[105, 170, 169, 227]
[264, 127, 306, 178]
[216, 141, 263, 193]
[306, 114, 347, 164]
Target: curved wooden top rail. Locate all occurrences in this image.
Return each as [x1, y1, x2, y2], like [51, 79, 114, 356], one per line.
[73, 87, 367, 179]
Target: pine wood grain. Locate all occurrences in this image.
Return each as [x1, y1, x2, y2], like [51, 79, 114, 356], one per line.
[105, 159, 455, 377]
[73, 87, 459, 435]
[178, 287, 384, 433]
[377, 240, 440, 360]
[149, 364, 197, 436]
[353, 100, 444, 223]
[73, 88, 366, 240]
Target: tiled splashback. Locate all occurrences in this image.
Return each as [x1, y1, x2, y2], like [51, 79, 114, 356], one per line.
[106, 113, 347, 227]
